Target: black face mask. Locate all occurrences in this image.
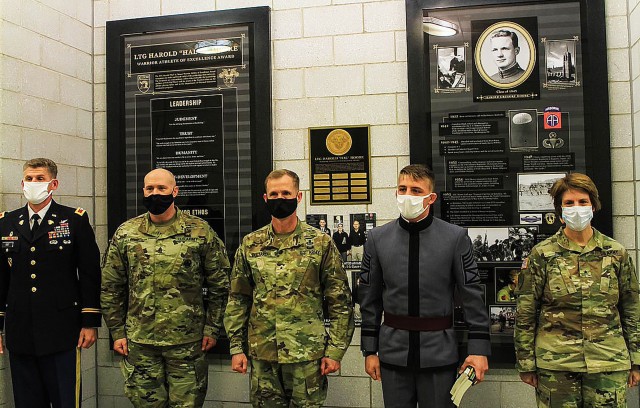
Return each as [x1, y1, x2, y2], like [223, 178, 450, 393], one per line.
[143, 194, 174, 215]
[266, 198, 298, 219]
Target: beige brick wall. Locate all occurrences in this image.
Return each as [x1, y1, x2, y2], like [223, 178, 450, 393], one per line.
[0, 0, 97, 406]
[631, 0, 640, 272]
[1, 0, 639, 407]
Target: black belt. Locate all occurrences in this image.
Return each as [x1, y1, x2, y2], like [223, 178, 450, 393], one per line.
[383, 313, 452, 331]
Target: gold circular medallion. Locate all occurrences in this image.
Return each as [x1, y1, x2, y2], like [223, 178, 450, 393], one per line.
[326, 129, 352, 156]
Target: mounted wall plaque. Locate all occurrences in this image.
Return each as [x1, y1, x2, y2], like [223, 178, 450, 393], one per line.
[106, 7, 272, 258]
[309, 125, 372, 205]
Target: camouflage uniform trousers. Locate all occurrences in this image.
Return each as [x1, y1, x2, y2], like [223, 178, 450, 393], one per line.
[250, 359, 327, 407]
[120, 341, 208, 408]
[536, 368, 628, 408]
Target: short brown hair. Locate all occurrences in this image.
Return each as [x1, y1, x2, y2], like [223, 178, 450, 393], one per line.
[264, 169, 300, 192]
[399, 164, 435, 187]
[491, 29, 519, 48]
[24, 158, 58, 178]
[549, 173, 601, 216]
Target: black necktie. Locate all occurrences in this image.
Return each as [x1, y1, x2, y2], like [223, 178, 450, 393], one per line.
[31, 214, 40, 238]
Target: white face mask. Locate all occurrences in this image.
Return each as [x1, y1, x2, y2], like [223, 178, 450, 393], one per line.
[397, 193, 433, 220]
[23, 181, 53, 205]
[562, 206, 593, 232]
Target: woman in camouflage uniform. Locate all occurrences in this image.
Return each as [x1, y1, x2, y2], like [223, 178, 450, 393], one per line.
[515, 173, 640, 407]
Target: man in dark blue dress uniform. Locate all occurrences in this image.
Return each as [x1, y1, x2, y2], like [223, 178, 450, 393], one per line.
[0, 158, 101, 408]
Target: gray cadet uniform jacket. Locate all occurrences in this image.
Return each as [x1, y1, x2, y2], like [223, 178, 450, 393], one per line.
[359, 213, 491, 368]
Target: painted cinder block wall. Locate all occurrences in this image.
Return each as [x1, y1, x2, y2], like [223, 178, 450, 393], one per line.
[0, 0, 639, 407]
[0, 0, 98, 406]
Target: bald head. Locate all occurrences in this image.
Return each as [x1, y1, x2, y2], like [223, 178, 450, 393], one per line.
[143, 168, 178, 197]
[145, 168, 175, 185]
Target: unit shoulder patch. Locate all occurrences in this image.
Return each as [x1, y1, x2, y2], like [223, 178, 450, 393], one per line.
[0, 211, 5, 219]
[74, 207, 86, 216]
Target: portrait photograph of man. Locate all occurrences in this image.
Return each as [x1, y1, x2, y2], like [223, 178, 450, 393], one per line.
[472, 18, 540, 101]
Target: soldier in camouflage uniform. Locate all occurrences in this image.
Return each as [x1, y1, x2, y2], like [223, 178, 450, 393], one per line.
[515, 173, 640, 407]
[101, 169, 230, 408]
[224, 169, 355, 407]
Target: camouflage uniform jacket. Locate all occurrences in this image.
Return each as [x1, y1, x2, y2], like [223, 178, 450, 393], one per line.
[224, 219, 355, 363]
[101, 208, 230, 346]
[515, 228, 640, 373]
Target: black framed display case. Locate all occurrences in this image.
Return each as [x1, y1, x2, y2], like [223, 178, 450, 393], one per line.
[406, 0, 611, 367]
[106, 7, 272, 258]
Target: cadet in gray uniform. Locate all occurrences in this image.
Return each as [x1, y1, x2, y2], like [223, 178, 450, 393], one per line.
[359, 164, 491, 407]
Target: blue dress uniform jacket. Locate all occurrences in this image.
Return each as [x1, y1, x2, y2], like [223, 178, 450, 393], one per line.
[0, 201, 102, 356]
[359, 214, 490, 368]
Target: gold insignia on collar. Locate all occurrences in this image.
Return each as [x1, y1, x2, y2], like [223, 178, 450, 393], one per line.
[19, 220, 24, 225]
[48, 220, 54, 225]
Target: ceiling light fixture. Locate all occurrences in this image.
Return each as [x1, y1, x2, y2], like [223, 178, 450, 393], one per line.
[195, 39, 233, 54]
[423, 17, 459, 37]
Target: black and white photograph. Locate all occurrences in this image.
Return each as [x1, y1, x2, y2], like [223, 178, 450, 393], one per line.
[469, 227, 508, 262]
[495, 268, 519, 303]
[468, 226, 535, 263]
[518, 172, 566, 211]
[544, 38, 579, 89]
[507, 226, 537, 261]
[471, 17, 540, 102]
[435, 45, 467, 91]
[474, 20, 536, 89]
[509, 109, 538, 150]
[490, 305, 516, 335]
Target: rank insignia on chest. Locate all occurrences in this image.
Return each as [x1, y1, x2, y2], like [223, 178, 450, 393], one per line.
[305, 238, 314, 249]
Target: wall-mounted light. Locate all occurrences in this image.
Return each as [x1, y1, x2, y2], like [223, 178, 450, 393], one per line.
[195, 39, 233, 54]
[423, 17, 459, 37]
